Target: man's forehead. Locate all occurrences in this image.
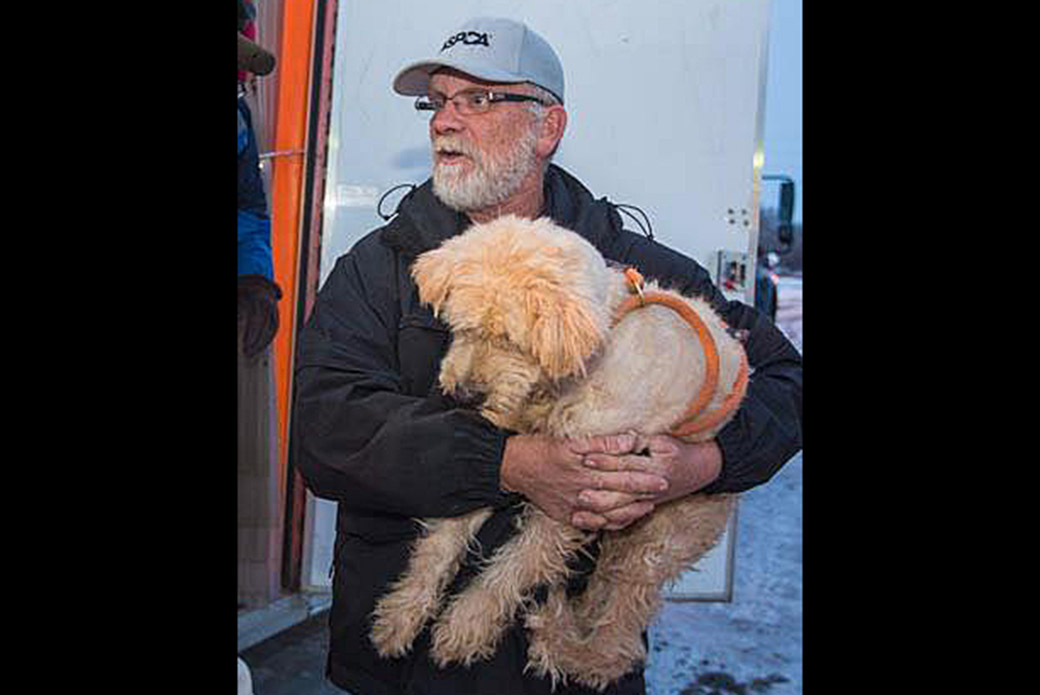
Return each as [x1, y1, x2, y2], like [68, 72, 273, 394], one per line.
[428, 68, 528, 94]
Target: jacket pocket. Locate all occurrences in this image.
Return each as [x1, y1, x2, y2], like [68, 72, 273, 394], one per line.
[397, 312, 450, 397]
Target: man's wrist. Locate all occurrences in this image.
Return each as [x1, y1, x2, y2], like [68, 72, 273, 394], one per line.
[663, 438, 723, 501]
[499, 435, 529, 494]
[697, 440, 723, 489]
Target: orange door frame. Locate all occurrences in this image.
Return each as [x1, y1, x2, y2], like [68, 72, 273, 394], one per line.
[269, 0, 339, 592]
[268, 0, 314, 545]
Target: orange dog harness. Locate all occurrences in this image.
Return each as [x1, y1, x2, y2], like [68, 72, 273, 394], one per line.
[615, 268, 749, 438]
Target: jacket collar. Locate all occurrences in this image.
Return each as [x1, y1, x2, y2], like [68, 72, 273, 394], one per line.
[381, 165, 623, 258]
[543, 165, 625, 252]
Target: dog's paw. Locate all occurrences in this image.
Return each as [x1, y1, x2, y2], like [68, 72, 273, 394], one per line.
[370, 586, 437, 657]
[429, 590, 512, 667]
[523, 588, 580, 687]
[525, 633, 568, 690]
[370, 609, 425, 658]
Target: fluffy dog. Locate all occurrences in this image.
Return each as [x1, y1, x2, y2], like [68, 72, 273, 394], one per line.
[370, 215, 747, 690]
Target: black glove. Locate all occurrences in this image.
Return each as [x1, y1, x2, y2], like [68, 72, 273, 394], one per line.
[238, 274, 283, 358]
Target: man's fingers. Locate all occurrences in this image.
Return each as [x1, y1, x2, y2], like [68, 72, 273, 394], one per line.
[571, 511, 608, 531]
[568, 432, 641, 456]
[583, 452, 656, 473]
[602, 501, 655, 530]
[587, 470, 668, 495]
[599, 501, 656, 531]
[577, 489, 643, 513]
[572, 500, 656, 531]
[574, 491, 653, 528]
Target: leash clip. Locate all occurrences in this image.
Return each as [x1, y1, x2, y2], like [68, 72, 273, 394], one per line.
[623, 267, 646, 305]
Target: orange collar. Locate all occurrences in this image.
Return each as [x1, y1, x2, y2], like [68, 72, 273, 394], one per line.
[615, 268, 748, 438]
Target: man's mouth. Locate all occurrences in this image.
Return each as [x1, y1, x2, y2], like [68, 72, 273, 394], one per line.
[436, 150, 467, 165]
[434, 141, 473, 166]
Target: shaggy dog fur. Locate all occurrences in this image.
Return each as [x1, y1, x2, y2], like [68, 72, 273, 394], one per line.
[370, 215, 747, 691]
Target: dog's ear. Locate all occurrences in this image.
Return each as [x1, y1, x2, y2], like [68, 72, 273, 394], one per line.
[526, 290, 605, 381]
[411, 249, 453, 316]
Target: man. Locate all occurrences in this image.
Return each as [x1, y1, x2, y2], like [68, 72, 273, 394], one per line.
[294, 17, 802, 695]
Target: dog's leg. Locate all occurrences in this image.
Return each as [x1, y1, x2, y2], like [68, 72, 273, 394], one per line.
[524, 584, 582, 690]
[524, 540, 652, 692]
[528, 495, 736, 690]
[430, 505, 591, 667]
[370, 508, 493, 658]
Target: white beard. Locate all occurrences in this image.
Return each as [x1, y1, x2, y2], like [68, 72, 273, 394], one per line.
[432, 126, 540, 212]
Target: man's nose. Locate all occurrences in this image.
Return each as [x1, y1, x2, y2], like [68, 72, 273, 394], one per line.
[430, 100, 465, 135]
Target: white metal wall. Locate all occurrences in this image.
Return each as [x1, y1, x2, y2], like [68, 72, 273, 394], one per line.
[304, 0, 772, 599]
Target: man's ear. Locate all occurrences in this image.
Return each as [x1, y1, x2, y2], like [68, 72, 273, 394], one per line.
[536, 105, 567, 159]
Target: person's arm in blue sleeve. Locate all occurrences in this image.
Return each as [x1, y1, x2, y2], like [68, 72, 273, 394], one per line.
[237, 98, 281, 357]
[238, 210, 274, 279]
[237, 99, 274, 281]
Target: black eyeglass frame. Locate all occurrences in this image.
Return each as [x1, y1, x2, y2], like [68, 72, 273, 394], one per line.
[413, 90, 548, 114]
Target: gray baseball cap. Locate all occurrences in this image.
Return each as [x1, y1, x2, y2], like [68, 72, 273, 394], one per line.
[393, 17, 564, 104]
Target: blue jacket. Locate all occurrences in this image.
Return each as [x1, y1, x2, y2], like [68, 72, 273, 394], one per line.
[237, 96, 273, 280]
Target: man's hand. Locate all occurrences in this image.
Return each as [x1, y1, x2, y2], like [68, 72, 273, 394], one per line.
[238, 275, 283, 358]
[571, 435, 723, 531]
[500, 433, 669, 529]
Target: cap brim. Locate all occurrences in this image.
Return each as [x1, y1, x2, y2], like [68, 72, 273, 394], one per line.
[393, 58, 529, 96]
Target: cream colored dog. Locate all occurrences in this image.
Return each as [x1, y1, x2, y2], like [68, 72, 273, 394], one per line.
[370, 215, 747, 690]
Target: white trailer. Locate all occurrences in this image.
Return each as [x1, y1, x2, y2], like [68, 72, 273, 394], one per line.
[302, 0, 774, 602]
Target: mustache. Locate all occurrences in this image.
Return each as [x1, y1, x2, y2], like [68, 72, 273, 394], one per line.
[432, 136, 481, 160]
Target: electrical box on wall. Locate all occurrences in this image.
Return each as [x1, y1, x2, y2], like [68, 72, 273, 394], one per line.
[717, 250, 749, 295]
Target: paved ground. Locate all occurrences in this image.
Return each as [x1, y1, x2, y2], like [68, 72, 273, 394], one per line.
[241, 280, 804, 695]
[241, 614, 344, 695]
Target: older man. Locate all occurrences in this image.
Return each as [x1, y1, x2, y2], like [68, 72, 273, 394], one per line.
[294, 17, 802, 695]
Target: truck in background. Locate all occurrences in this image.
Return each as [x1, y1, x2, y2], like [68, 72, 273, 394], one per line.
[755, 174, 800, 321]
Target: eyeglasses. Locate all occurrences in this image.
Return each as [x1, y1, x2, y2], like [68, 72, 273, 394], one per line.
[414, 89, 547, 116]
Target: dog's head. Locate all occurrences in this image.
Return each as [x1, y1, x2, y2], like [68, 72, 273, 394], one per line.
[412, 216, 613, 403]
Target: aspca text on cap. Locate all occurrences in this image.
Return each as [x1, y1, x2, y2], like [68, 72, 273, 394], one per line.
[441, 31, 491, 52]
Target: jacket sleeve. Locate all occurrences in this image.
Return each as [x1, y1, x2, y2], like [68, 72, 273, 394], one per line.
[292, 242, 514, 519]
[617, 233, 803, 493]
[237, 99, 274, 280]
[707, 292, 802, 493]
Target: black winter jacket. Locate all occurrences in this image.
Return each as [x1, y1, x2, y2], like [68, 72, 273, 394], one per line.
[293, 165, 803, 695]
